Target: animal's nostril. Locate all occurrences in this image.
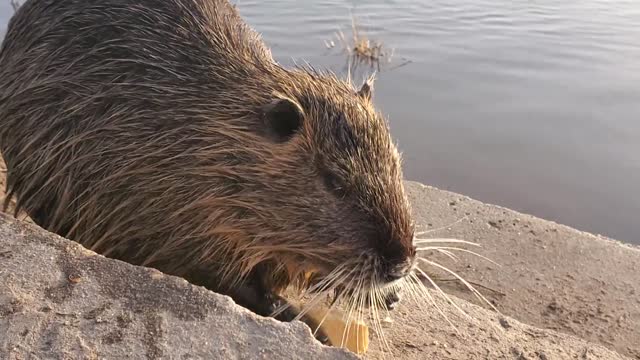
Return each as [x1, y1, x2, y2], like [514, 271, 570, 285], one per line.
[383, 271, 404, 282]
[383, 262, 412, 282]
[382, 257, 415, 283]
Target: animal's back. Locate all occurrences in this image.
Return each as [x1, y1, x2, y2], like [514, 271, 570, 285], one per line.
[0, 0, 274, 129]
[0, 0, 276, 263]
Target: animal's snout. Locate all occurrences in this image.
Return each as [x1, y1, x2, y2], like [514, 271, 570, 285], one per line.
[382, 255, 415, 283]
[374, 226, 416, 283]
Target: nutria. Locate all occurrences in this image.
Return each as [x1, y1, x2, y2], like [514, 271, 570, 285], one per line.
[0, 0, 416, 342]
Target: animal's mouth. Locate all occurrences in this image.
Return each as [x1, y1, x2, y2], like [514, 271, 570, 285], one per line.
[277, 250, 417, 317]
[295, 263, 412, 309]
[377, 275, 408, 290]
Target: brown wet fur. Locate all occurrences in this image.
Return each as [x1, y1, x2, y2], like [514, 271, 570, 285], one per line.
[0, 0, 416, 341]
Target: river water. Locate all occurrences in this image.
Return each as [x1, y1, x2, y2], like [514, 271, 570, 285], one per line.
[1, 0, 639, 243]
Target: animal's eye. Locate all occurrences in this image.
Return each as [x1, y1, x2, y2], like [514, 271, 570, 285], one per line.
[263, 97, 304, 143]
[322, 169, 346, 197]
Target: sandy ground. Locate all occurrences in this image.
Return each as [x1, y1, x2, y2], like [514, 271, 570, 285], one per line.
[1, 157, 638, 359]
[367, 182, 640, 359]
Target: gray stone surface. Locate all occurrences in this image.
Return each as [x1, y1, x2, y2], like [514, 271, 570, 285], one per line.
[393, 181, 640, 359]
[362, 184, 637, 359]
[0, 214, 356, 360]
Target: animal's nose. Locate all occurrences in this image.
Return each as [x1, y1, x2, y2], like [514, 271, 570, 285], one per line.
[383, 271, 405, 282]
[383, 258, 414, 282]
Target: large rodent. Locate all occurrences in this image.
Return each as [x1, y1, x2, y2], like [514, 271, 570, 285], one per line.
[0, 0, 416, 339]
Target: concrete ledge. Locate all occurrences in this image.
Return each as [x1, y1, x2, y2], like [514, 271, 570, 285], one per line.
[381, 181, 639, 359]
[0, 214, 356, 360]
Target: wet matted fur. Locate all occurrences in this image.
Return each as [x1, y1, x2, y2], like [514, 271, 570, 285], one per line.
[0, 0, 416, 344]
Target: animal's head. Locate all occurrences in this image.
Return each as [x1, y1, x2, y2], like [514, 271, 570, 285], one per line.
[221, 69, 416, 298]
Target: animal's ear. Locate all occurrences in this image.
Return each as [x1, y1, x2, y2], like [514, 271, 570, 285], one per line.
[262, 97, 305, 143]
[357, 76, 375, 101]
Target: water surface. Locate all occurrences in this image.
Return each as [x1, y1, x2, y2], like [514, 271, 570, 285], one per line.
[1, 0, 639, 243]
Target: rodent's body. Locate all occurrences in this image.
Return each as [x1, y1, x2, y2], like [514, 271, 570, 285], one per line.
[0, 0, 416, 338]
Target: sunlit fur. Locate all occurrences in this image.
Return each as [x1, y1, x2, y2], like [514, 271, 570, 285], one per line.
[0, 0, 415, 335]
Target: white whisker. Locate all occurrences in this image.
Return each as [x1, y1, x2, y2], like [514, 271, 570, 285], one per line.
[435, 248, 460, 262]
[310, 290, 343, 340]
[419, 257, 498, 312]
[357, 279, 366, 354]
[340, 263, 364, 348]
[414, 237, 480, 247]
[406, 273, 459, 333]
[415, 266, 470, 319]
[295, 270, 351, 322]
[271, 262, 350, 319]
[296, 262, 361, 323]
[372, 269, 392, 352]
[418, 246, 501, 267]
[415, 216, 468, 236]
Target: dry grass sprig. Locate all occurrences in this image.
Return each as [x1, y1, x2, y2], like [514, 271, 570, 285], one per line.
[326, 15, 394, 72]
[10, 0, 21, 11]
